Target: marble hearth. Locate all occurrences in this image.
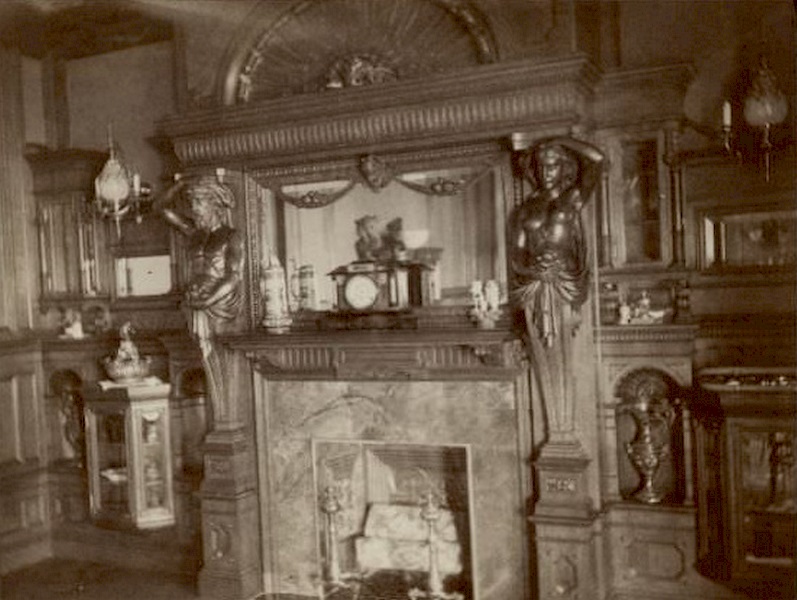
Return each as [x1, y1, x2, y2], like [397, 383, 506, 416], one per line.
[242, 330, 532, 600]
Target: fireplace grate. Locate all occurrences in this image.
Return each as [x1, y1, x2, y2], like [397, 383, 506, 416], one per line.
[325, 570, 468, 600]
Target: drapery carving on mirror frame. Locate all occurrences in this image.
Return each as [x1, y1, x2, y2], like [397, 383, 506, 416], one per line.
[272, 153, 498, 209]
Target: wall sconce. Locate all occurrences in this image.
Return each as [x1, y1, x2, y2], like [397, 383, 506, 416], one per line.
[94, 124, 152, 237]
[721, 56, 789, 182]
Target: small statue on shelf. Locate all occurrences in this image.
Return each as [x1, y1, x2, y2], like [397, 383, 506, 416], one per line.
[354, 214, 381, 261]
[381, 217, 407, 261]
[116, 322, 140, 362]
[60, 308, 85, 339]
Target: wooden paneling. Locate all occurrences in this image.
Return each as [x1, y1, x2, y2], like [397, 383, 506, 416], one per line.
[0, 373, 40, 467]
[0, 342, 44, 472]
[0, 339, 49, 576]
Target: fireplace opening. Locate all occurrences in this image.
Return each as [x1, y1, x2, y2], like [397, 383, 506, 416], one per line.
[313, 441, 475, 600]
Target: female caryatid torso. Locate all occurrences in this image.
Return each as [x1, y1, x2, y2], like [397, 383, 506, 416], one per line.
[512, 185, 588, 306]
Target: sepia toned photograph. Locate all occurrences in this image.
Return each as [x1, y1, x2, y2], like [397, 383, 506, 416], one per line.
[0, 1, 794, 599]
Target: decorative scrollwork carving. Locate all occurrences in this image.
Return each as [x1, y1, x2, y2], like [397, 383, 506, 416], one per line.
[466, 344, 504, 367]
[552, 553, 578, 596]
[209, 521, 233, 560]
[325, 54, 398, 89]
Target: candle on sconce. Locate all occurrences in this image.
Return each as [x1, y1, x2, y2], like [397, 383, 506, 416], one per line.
[722, 101, 732, 129]
[132, 173, 141, 195]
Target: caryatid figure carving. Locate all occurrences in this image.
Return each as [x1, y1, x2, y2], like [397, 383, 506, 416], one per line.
[510, 137, 605, 346]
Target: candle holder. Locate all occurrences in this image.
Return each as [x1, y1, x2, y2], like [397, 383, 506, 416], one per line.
[319, 486, 361, 597]
[408, 492, 463, 600]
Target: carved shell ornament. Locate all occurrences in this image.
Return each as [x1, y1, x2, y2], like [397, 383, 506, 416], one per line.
[229, 0, 497, 103]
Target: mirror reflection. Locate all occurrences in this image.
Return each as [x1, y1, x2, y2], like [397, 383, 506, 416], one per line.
[269, 166, 507, 311]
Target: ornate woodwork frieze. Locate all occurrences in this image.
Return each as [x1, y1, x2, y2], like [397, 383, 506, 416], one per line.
[248, 141, 503, 187]
[162, 56, 598, 169]
[598, 324, 698, 347]
[224, 329, 525, 381]
[598, 324, 697, 392]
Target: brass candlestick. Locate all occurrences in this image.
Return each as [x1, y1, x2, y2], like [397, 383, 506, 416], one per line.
[409, 492, 463, 600]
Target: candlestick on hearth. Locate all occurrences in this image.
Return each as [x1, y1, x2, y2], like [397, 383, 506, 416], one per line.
[320, 486, 361, 596]
[409, 492, 463, 600]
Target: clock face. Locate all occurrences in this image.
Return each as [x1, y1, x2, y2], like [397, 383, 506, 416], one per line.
[343, 274, 380, 310]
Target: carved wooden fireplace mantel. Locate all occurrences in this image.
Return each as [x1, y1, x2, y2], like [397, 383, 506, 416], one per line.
[225, 323, 534, 600]
[223, 327, 526, 381]
[158, 5, 693, 593]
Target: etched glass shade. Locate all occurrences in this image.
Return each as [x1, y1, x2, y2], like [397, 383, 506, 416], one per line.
[95, 153, 130, 213]
[743, 60, 789, 127]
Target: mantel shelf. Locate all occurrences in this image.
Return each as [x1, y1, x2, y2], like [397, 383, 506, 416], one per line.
[220, 327, 527, 381]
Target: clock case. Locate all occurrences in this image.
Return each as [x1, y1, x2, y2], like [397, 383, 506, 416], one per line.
[329, 260, 430, 312]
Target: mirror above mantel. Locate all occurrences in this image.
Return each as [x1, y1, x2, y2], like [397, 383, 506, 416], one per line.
[255, 158, 509, 314]
[243, 144, 513, 329]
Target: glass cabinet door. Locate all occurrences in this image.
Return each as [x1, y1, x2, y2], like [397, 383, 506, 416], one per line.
[84, 382, 174, 530]
[730, 423, 795, 575]
[130, 402, 175, 528]
[86, 403, 131, 525]
[599, 128, 673, 269]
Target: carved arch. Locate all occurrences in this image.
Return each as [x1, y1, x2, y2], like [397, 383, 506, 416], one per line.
[614, 367, 681, 405]
[220, 0, 499, 105]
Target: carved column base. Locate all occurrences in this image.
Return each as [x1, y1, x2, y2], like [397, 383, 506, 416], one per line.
[534, 443, 592, 519]
[531, 513, 602, 600]
[198, 427, 261, 599]
[198, 490, 261, 600]
[202, 427, 256, 496]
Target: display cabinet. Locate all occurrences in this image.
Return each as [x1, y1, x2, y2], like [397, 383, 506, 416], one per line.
[26, 149, 110, 309]
[693, 367, 796, 599]
[83, 380, 174, 529]
[597, 125, 676, 270]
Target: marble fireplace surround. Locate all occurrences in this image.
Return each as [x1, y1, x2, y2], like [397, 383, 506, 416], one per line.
[232, 329, 532, 599]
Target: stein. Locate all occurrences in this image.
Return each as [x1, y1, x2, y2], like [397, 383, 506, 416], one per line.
[298, 264, 316, 310]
